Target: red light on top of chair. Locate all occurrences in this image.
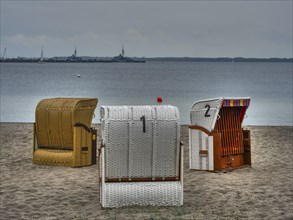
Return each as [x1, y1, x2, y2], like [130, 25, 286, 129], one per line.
[157, 96, 163, 103]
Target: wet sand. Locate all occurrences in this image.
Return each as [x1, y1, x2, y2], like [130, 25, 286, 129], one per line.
[0, 123, 292, 219]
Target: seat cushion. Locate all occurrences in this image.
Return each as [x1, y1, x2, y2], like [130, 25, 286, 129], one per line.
[33, 149, 74, 167]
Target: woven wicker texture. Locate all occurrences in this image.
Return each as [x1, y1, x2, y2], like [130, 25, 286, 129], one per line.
[100, 105, 183, 207]
[33, 98, 98, 167]
[99, 147, 183, 207]
[103, 181, 183, 208]
[101, 105, 180, 179]
[33, 126, 96, 167]
[33, 149, 74, 166]
[36, 98, 97, 149]
[190, 98, 222, 132]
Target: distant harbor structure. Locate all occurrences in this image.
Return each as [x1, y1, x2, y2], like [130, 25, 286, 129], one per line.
[1, 47, 292, 63]
[113, 45, 145, 63]
[66, 46, 82, 62]
[0, 45, 145, 63]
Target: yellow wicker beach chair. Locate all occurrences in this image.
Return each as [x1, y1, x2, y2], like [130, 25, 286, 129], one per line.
[32, 98, 98, 167]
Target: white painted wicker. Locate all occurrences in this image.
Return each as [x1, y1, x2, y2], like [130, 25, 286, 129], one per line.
[99, 147, 183, 208]
[101, 105, 180, 179]
[100, 105, 183, 207]
[189, 129, 214, 170]
[190, 97, 223, 132]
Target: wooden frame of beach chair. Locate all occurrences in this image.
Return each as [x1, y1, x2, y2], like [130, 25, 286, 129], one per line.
[32, 98, 98, 167]
[189, 97, 251, 171]
[99, 105, 183, 208]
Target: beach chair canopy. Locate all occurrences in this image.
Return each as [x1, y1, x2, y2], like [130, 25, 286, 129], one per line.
[35, 98, 98, 149]
[101, 105, 180, 179]
[190, 97, 250, 133]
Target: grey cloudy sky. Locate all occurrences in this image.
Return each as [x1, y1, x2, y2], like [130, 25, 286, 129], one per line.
[1, 1, 292, 58]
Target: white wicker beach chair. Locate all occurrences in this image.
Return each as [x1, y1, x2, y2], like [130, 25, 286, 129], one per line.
[99, 105, 183, 208]
[189, 97, 251, 171]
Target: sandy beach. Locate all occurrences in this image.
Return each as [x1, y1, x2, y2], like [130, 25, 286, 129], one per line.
[0, 123, 292, 219]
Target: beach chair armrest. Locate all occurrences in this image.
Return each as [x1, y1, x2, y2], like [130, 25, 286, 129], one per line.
[189, 125, 214, 136]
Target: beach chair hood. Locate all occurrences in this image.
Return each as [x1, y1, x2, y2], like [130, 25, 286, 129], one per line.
[35, 98, 98, 149]
[100, 105, 180, 179]
[191, 97, 250, 132]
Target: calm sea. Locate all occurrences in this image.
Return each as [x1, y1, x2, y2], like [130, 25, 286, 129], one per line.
[0, 62, 292, 125]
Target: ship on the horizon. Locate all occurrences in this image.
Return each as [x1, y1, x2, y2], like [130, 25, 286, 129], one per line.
[1, 48, 7, 62]
[112, 45, 145, 63]
[38, 47, 44, 64]
[0, 45, 146, 63]
[2, 47, 291, 63]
